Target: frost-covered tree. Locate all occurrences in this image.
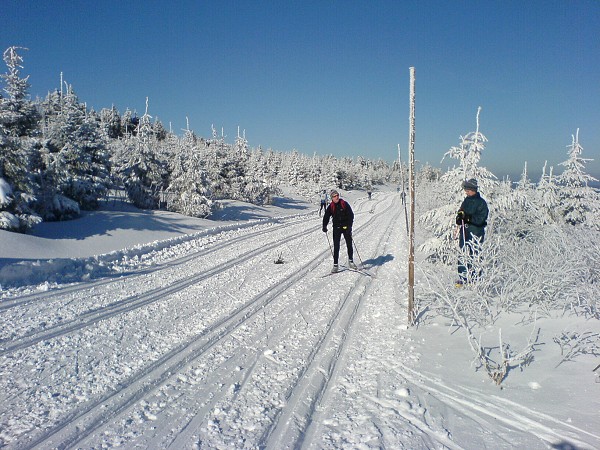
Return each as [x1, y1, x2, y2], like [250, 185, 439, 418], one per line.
[516, 162, 534, 191]
[39, 84, 110, 213]
[441, 107, 497, 195]
[0, 46, 41, 231]
[234, 126, 248, 155]
[534, 162, 561, 224]
[557, 129, 598, 225]
[99, 105, 123, 139]
[153, 118, 167, 141]
[111, 99, 167, 209]
[165, 124, 216, 217]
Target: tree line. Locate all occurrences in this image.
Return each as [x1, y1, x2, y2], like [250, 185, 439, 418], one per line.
[0, 47, 393, 232]
[1, 47, 597, 235]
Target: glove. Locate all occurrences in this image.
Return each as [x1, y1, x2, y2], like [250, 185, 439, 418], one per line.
[455, 210, 465, 225]
[322, 226, 328, 232]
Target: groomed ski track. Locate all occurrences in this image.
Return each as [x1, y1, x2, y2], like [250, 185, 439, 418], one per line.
[1, 191, 598, 449]
[1, 192, 399, 449]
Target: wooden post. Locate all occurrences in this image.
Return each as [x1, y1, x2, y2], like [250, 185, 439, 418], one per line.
[407, 67, 416, 326]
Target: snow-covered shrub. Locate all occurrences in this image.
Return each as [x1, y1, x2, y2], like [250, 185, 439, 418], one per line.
[0, 211, 20, 230]
[167, 191, 215, 218]
[49, 194, 80, 220]
[554, 330, 600, 367]
[242, 179, 275, 205]
[0, 177, 13, 207]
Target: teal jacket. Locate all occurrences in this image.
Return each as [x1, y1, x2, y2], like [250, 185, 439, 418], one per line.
[458, 192, 488, 241]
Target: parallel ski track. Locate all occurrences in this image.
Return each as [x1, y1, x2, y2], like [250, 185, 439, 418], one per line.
[0, 221, 319, 356]
[387, 364, 600, 449]
[1, 199, 379, 350]
[260, 195, 402, 449]
[0, 213, 315, 313]
[17, 193, 394, 450]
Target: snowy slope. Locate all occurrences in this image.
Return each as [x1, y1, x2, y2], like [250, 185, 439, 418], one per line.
[0, 189, 598, 449]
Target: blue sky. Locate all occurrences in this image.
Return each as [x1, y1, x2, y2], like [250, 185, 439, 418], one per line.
[3, 0, 599, 179]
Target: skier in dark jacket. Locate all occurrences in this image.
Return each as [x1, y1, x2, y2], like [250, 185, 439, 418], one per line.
[322, 189, 355, 273]
[455, 178, 488, 285]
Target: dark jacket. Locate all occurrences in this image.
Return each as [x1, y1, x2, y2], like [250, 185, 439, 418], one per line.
[459, 192, 488, 239]
[323, 199, 354, 229]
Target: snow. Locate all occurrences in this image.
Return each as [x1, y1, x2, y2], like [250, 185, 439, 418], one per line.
[0, 177, 12, 207]
[0, 186, 598, 449]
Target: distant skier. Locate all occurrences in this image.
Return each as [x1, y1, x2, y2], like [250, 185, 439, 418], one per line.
[367, 189, 372, 200]
[322, 189, 355, 273]
[455, 178, 488, 286]
[319, 190, 328, 217]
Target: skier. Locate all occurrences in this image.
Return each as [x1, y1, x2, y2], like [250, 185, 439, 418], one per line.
[322, 189, 355, 273]
[455, 178, 488, 286]
[319, 190, 328, 217]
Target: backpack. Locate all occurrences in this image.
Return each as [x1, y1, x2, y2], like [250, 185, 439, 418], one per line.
[330, 199, 347, 215]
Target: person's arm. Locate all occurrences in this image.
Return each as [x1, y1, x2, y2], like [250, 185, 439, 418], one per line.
[323, 206, 331, 231]
[469, 201, 489, 227]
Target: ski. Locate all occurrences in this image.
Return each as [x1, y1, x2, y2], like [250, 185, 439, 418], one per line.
[343, 266, 376, 278]
[321, 265, 375, 278]
[340, 264, 375, 278]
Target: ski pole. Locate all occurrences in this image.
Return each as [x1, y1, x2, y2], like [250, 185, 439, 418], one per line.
[325, 230, 334, 259]
[352, 237, 364, 266]
[460, 219, 472, 282]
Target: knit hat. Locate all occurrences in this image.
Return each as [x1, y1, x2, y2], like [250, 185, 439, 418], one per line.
[462, 178, 478, 191]
[330, 189, 339, 197]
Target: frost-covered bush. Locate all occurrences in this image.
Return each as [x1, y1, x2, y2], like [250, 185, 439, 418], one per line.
[167, 191, 215, 218]
[48, 194, 80, 221]
[0, 211, 20, 230]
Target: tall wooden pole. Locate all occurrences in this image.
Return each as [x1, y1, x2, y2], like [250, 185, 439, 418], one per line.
[407, 67, 416, 326]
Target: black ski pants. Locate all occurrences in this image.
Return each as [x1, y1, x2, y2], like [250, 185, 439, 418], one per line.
[319, 202, 326, 216]
[332, 226, 353, 265]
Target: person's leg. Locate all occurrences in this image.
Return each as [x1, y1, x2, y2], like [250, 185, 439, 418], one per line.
[343, 228, 353, 262]
[469, 235, 484, 281]
[332, 228, 342, 265]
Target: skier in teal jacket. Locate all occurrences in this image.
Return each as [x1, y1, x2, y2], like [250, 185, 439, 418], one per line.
[455, 178, 488, 285]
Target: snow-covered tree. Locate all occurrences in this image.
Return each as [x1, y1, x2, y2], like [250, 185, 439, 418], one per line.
[234, 126, 248, 155]
[99, 105, 123, 139]
[38, 83, 110, 214]
[441, 107, 497, 195]
[0, 46, 42, 231]
[165, 123, 216, 217]
[111, 99, 167, 209]
[534, 162, 561, 224]
[557, 129, 599, 225]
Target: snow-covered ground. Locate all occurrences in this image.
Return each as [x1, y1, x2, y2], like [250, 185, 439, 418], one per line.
[0, 187, 598, 449]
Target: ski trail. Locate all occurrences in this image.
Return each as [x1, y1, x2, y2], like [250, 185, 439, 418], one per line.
[261, 196, 402, 449]
[20, 248, 331, 449]
[388, 363, 600, 449]
[1, 192, 401, 449]
[0, 225, 318, 353]
[0, 214, 312, 311]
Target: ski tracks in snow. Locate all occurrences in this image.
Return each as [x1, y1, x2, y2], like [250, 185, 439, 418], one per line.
[0, 193, 400, 449]
[2, 191, 597, 449]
